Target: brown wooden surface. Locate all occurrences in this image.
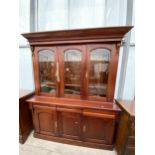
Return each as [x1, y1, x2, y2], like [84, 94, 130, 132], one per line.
[22, 27, 132, 149]
[28, 98, 120, 150]
[86, 44, 117, 102]
[34, 132, 114, 150]
[27, 95, 120, 112]
[32, 43, 120, 101]
[59, 45, 86, 99]
[115, 100, 135, 155]
[33, 105, 57, 136]
[83, 116, 115, 144]
[58, 111, 82, 140]
[27, 96, 120, 149]
[19, 89, 34, 144]
[33, 46, 59, 96]
[22, 26, 132, 46]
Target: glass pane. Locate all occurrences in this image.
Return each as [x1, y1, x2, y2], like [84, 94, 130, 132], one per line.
[88, 48, 110, 97]
[64, 50, 82, 95]
[38, 50, 56, 93]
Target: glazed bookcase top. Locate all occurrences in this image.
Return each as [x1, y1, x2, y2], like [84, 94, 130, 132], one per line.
[21, 26, 132, 102]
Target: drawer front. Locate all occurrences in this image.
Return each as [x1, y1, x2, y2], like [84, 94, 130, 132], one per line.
[83, 109, 116, 119]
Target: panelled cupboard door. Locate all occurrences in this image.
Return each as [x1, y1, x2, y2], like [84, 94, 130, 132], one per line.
[33, 47, 59, 97]
[86, 44, 118, 102]
[33, 105, 57, 136]
[57, 108, 82, 140]
[82, 116, 115, 144]
[58, 45, 86, 99]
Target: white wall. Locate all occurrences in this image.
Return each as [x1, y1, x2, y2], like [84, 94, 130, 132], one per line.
[19, 0, 34, 90]
[19, 48, 34, 90]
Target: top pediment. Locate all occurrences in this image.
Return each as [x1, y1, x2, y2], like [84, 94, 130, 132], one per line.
[22, 26, 132, 45]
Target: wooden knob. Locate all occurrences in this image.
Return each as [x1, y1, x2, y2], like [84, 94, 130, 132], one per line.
[74, 121, 78, 124]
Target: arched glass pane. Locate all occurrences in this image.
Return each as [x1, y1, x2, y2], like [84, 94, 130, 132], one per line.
[88, 48, 110, 97]
[38, 50, 56, 93]
[64, 50, 82, 95]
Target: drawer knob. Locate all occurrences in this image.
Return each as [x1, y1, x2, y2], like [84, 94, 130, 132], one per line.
[83, 125, 86, 132]
[74, 121, 78, 124]
[55, 121, 57, 129]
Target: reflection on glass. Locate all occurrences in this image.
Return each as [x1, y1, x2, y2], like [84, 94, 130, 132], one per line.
[88, 48, 110, 97]
[38, 50, 56, 93]
[64, 50, 81, 95]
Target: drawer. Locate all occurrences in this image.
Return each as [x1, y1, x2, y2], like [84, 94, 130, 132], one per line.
[83, 109, 116, 119]
[33, 104, 56, 111]
[57, 107, 82, 114]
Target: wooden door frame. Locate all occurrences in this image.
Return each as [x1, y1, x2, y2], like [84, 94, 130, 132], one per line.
[86, 44, 117, 102]
[33, 46, 59, 97]
[58, 45, 86, 99]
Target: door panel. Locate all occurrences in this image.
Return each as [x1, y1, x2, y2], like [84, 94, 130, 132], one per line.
[59, 45, 86, 99]
[88, 48, 110, 97]
[33, 105, 57, 136]
[86, 44, 115, 101]
[58, 111, 82, 140]
[83, 116, 115, 144]
[34, 47, 59, 96]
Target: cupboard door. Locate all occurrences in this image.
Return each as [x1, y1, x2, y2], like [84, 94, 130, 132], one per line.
[83, 116, 115, 144]
[86, 44, 117, 101]
[59, 46, 86, 99]
[34, 47, 59, 96]
[58, 108, 82, 140]
[33, 105, 57, 136]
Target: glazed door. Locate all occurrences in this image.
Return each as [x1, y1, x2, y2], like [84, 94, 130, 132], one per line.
[82, 113, 115, 144]
[85, 44, 118, 101]
[34, 47, 59, 96]
[59, 45, 86, 99]
[57, 107, 82, 140]
[33, 105, 57, 136]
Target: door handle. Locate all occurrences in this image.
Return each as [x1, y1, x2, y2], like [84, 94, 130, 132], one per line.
[55, 121, 57, 129]
[85, 72, 88, 79]
[74, 121, 78, 125]
[83, 125, 86, 132]
[55, 62, 60, 82]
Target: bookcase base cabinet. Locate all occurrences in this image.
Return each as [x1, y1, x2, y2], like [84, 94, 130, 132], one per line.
[30, 102, 119, 150]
